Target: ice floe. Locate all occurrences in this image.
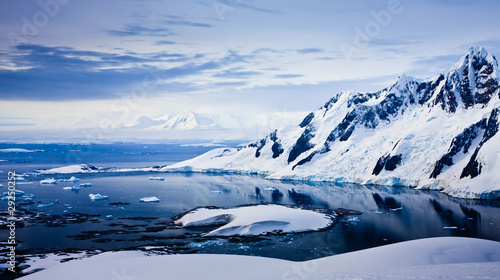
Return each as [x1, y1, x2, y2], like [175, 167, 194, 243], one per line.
[175, 204, 334, 236]
[139, 196, 160, 203]
[59, 176, 81, 182]
[40, 178, 57, 184]
[89, 194, 109, 200]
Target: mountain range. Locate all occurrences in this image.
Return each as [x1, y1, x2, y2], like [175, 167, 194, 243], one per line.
[121, 111, 308, 140]
[165, 46, 500, 199]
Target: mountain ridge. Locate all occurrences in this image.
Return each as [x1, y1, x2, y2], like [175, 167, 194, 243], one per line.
[164, 46, 500, 199]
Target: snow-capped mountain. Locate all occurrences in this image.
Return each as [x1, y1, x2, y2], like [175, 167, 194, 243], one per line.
[124, 115, 169, 129]
[165, 46, 500, 199]
[161, 111, 218, 130]
[120, 111, 308, 140]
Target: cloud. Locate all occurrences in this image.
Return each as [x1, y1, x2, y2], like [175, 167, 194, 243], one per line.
[213, 67, 261, 78]
[155, 40, 176, 45]
[274, 74, 303, 79]
[164, 19, 212, 28]
[107, 24, 174, 37]
[0, 44, 221, 101]
[296, 48, 324, 54]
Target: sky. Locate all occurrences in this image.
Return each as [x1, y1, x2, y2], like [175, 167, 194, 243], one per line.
[1, 0, 500, 141]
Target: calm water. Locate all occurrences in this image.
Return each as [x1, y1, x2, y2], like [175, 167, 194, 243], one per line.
[0, 143, 499, 263]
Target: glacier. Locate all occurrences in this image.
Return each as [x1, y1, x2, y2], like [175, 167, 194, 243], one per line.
[163, 46, 500, 200]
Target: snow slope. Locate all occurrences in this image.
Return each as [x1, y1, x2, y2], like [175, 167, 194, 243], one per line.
[18, 237, 500, 280]
[164, 47, 500, 199]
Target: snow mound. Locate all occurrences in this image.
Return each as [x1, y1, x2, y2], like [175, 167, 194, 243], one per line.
[175, 204, 334, 236]
[36, 164, 109, 174]
[17, 237, 500, 280]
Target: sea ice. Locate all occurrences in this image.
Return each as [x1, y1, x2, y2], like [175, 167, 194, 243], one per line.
[2, 190, 25, 197]
[63, 186, 80, 191]
[79, 183, 92, 187]
[139, 196, 160, 203]
[59, 176, 81, 182]
[175, 204, 333, 236]
[89, 194, 109, 200]
[40, 178, 57, 184]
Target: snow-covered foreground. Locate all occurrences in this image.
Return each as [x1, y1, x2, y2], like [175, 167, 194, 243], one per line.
[175, 204, 334, 236]
[18, 237, 500, 280]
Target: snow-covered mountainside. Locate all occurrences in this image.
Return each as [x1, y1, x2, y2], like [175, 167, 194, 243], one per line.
[165, 47, 500, 199]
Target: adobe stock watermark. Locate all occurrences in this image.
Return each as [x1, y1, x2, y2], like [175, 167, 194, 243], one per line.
[340, 0, 409, 61]
[5, 172, 18, 273]
[212, 0, 250, 20]
[65, 67, 163, 164]
[7, 0, 71, 47]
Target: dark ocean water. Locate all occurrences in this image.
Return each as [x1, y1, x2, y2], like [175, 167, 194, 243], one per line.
[0, 143, 499, 266]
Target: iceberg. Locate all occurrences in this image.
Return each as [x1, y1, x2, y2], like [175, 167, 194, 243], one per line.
[139, 196, 160, 203]
[89, 194, 109, 200]
[59, 176, 81, 182]
[79, 183, 92, 187]
[40, 178, 57, 184]
[175, 204, 334, 236]
[3, 190, 25, 197]
[63, 185, 80, 191]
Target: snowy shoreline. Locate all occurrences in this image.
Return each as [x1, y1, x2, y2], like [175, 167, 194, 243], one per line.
[16, 237, 500, 280]
[33, 162, 500, 200]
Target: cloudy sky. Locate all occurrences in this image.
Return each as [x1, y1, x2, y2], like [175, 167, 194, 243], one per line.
[1, 0, 500, 140]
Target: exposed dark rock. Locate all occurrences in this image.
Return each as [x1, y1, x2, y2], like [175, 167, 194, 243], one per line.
[288, 126, 315, 163]
[299, 112, 315, 128]
[385, 154, 403, 171]
[292, 151, 317, 170]
[372, 154, 389, 176]
[460, 108, 499, 179]
[431, 119, 487, 178]
[271, 142, 284, 159]
[255, 138, 266, 158]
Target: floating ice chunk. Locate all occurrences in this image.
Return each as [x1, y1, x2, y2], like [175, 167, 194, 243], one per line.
[79, 183, 92, 187]
[59, 176, 81, 182]
[443, 226, 458, 230]
[89, 194, 108, 200]
[37, 203, 53, 208]
[40, 178, 57, 184]
[148, 177, 165, 181]
[0, 184, 3, 188]
[348, 216, 360, 222]
[264, 187, 277, 191]
[3, 190, 25, 197]
[0, 148, 37, 153]
[63, 185, 80, 191]
[139, 196, 160, 203]
[22, 194, 35, 201]
[105, 215, 113, 219]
